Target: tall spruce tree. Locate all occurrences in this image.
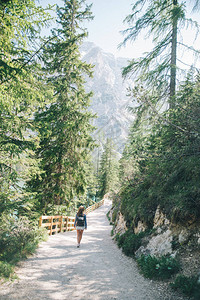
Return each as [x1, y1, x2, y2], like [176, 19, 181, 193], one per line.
[118, 72, 200, 225]
[0, 0, 52, 217]
[121, 0, 200, 106]
[98, 138, 119, 199]
[30, 0, 95, 211]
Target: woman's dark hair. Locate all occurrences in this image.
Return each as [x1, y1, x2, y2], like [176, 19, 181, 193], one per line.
[77, 206, 84, 216]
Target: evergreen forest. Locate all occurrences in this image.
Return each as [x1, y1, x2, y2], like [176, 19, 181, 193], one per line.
[0, 0, 200, 292]
[116, 0, 200, 229]
[0, 0, 97, 275]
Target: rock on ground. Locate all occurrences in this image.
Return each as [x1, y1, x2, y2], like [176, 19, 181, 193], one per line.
[0, 200, 188, 300]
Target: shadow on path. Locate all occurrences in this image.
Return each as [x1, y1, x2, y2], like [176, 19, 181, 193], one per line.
[0, 200, 188, 300]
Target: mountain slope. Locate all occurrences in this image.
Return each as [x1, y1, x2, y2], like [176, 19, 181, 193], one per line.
[81, 42, 135, 154]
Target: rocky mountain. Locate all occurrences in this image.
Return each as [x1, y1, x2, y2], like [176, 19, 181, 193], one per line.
[81, 42, 135, 154]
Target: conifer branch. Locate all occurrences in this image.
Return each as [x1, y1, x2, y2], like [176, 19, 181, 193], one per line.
[0, 35, 59, 86]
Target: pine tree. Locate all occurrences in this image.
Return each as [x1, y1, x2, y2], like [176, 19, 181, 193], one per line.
[0, 0, 52, 217]
[0, 0, 52, 85]
[118, 73, 200, 224]
[121, 0, 200, 106]
[29, 0, 95, 211]
[98, 138, 119, 198]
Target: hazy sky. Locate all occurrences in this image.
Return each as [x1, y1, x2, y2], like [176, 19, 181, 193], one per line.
[41, 0, 200, 62]
[41, 0, 137, 57]
[84, 0, 138, 58]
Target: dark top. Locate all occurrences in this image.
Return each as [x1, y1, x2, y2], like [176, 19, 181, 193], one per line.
[74, 214, 87, 229]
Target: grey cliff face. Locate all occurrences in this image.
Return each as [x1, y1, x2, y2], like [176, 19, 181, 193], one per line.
[81, 42, 135, 153]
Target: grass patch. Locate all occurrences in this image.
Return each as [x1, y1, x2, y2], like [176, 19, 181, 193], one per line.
[0, 261, 14, 278]
[137, 254, 180, 280]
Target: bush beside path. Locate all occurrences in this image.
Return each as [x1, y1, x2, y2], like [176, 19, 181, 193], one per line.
[0, 200, 188, 300]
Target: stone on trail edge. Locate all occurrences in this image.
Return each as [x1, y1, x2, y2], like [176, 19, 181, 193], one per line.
[0, 199, 188, 300]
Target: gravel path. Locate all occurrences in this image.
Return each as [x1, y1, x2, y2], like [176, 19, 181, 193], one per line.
[0, 200, 188, 300]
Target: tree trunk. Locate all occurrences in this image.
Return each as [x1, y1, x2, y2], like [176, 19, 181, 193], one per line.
[169, 0, 178, 108]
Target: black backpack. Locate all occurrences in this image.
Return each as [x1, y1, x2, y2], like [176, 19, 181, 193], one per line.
[76, 214, 85, 227]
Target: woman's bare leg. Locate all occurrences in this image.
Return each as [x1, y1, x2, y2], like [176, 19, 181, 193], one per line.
[77, 230, 84, 244]
[79, 230, 83, 244]
[77, 230, 80, 244]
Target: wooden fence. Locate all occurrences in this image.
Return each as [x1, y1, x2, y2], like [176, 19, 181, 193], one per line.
[39, 199, 104, 235]
[85, 199, 104, 214]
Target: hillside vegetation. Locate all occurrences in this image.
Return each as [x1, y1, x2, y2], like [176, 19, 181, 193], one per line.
[119, 76, 200, 227]
[103, 1, 200, 298]
[1, 2, 200, 296]
[0, 0, 96, 279]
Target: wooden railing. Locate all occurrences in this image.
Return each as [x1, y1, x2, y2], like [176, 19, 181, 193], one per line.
[85, 199, 104, 214]
[39, 215, 75, 235]
[39, 199, 104, 235]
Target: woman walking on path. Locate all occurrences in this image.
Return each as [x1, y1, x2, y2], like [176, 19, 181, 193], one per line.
[74, 206, 87, 248]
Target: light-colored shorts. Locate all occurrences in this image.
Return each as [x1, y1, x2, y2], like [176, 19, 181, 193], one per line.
[76, 226, 85, 230]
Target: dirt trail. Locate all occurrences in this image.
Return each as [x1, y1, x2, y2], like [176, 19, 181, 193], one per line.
[0, 200, 187, 300]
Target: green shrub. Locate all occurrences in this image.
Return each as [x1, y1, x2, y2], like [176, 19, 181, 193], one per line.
[112, 209, 118, 223]
[0, 215, 47, 279]
[106, 211, 111, 222]
[0, 261, 14, 278]
[137, 255, 180, 280]
[115, 230, 147, 256]
[171, 275, 200, 299]
[122, 233, 143, 256]
[115, 231, 127, 248]
[0, 215, 48, 263]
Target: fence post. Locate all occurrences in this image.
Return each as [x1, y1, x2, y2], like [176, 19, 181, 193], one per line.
[60, 216, 63, 233]
[63, 217, 67, 231]
[39, 216, 42, 227]
[50, 216, 53, 235]
[66, 216, 69, 231]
